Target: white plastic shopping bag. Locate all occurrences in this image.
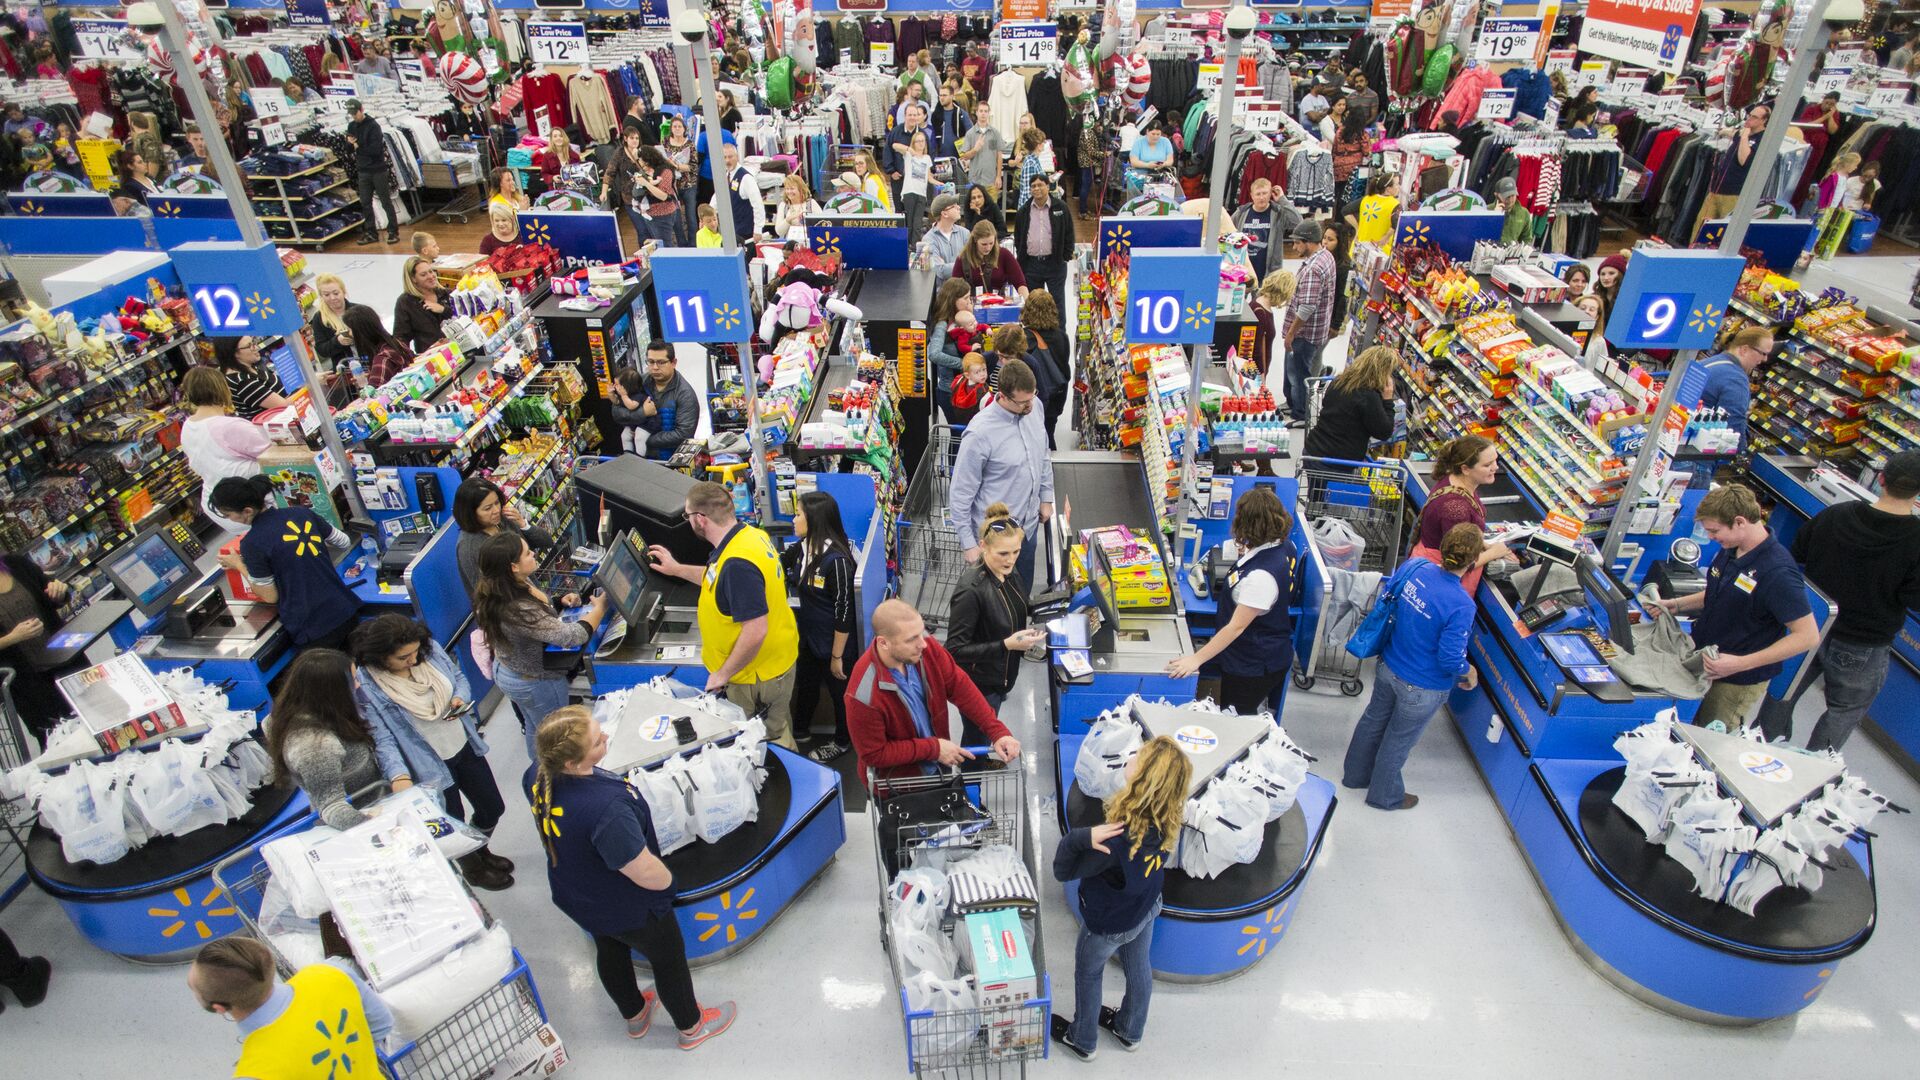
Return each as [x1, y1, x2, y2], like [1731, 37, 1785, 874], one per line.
[686, 744, 755, 843]
[1074, 713, 1143, 800]
[903, 970, 978, 1058]
[1312, 517, 1368, 573]
[633, 756, 695, 854]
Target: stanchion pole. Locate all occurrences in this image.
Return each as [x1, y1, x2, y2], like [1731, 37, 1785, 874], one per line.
[1717, 0, 1833, 256]
[1600, 348, 1697, 565]
[144, 1, 369, 527]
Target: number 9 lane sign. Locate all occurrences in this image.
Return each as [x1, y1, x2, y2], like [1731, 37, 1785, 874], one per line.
[650, 249, 754, 345]
[1125, 249, 1225, 346]
[1603, 249, 1744, 351]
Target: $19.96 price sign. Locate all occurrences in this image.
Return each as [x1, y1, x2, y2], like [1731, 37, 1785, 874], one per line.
[528, 22, 588, 67]
[1476, 19, 1542, 64]
[998, 22, 1059, 67]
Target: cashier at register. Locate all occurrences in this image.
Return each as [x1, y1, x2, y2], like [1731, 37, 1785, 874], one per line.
[211, 476, 365, 655]
[647, 482, 802, 751]
[847, 599, 1020, 780]
[1649, 484, 1819, 729]
[1694, 327, 1772, 452]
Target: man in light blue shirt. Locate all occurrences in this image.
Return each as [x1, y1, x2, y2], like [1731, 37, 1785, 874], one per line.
[948, 358, 1055, 588]
[919, 194, 969, 270]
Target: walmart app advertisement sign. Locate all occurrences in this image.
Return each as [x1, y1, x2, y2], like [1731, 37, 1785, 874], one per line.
[1578, 0, 1700, 76]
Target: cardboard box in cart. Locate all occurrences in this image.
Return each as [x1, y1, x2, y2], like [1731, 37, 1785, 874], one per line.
[963, 909, 1040, 1057]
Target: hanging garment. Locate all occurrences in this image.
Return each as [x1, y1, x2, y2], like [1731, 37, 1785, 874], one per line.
[989, 69, 1028, 141]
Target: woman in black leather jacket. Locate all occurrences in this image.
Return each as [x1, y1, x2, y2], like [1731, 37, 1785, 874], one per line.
[946, 503, 1048, 713]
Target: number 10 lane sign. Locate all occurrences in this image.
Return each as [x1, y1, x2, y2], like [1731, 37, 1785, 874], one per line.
[999, 23, 1059, 67]
[528, 22, 588, 67]
[1125, 249, 1224, 346]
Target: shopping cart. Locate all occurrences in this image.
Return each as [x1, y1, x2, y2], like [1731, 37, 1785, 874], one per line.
[0, 670, 37, 908]
[212, 818, 551, 1080]
[896, 424, 973, 638]
[869, 754, 1050, 1077]
[1292, 456, 1407, 696]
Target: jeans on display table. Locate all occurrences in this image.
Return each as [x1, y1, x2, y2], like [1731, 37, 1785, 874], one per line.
[1052, 733, 1337, 982]
[24, 783, 311, 962]
[1406, 466, 1876, 1023]
[1750, 454, 1920, 780]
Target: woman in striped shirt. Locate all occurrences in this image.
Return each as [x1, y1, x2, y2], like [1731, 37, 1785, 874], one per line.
[213, 335, 292, 420]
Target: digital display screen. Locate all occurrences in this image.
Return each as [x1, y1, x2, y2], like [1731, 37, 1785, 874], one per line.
[1571, 665, 1618, 683]
[107, 532, 193, 614]
[597, 530, 652, 626]
[1541, 632, 1604, 669]
[1087, 544, 1119, 627]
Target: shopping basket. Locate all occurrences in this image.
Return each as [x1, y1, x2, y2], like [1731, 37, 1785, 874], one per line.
[1292, 456, 1408, 696]
[896, 424, 974, 638]
[211, 817, 550, 1080]
[869, 753, 1050, 1077]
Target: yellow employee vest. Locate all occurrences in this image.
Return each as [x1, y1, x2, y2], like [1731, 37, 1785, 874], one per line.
[696, 525, 800, 683]
[233, 965, 376, 1080]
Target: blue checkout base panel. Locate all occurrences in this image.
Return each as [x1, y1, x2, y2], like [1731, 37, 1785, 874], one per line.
[650, 745, 846, 966]
[1053, 734, 1337, 982]
[26, 785, 313, 962]
[1449, 680, 1877, 1024]
[1053, 674, 1199, 736]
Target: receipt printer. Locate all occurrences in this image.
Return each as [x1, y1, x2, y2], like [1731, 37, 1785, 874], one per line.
[164, 586, 235, 640]
[379, 531, 433, 588]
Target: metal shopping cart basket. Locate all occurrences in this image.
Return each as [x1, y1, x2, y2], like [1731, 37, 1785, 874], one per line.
[1292, 456, 1407, 696]
[896, 424, 973, 638]
[869, 754, 1050, 1077]
[212, 827, 550, 1080]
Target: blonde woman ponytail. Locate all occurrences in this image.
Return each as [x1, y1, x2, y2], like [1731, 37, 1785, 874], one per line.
[530, 705, 596, 867]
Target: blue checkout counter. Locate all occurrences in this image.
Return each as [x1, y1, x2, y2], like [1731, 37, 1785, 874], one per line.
[1751, 454, 1920, 780]
[1046, 460, 1336, 981]
[1413, 463, 1878, 1023]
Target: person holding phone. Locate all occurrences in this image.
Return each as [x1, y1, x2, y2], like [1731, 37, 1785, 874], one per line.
[350, 614, 513, 891]
[947, 503, 1046, 716]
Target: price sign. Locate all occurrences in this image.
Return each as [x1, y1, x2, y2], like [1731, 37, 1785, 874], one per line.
[260, 119, 286, 146]
[1830, 48, 1869, 67]
[1576, 61, 1610, 90]
[1125, 248, 1224, 345]
[871, 42, 895, 67]
[324, 83, 356, 100]
[1648, 91, 1686, 117]
[395, 58, 426, 84]
[650, 249, 753, 344]
[528, 22, 588, 66]
[73, 19, 143, 63]
[1479, 89, 1517, 120]
[1611, 68, 1649, 95]
[1476, 19, 1542, 63]
[1604, 249, 1743, 351]
[1240, 102, 1284, 133]
[1813, 67, 1852, 96]
[253, 89, 288, 121]
[1544, 49, 1577, 76]
[1197, 62, 1223, 95]
[284, 0, 330, 28]
[1869, 83, 1911, 109]
[999, 22, 1058, 67]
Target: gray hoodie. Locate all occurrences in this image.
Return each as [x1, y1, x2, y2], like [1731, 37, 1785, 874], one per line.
[947, 399, 1055, 549]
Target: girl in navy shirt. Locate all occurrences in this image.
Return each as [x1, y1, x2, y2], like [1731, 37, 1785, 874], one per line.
[525, 706, 737, 1050]
[1052, 735, 1192, 1060]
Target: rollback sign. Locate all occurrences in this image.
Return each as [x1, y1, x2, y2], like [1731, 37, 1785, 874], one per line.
[1577, 0, 1701, 77]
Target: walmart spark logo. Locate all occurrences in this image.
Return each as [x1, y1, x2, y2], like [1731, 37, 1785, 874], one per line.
[245, 291, 276, 320]
[523, 220, 553, 245]
[1236, 901, 1291, 958]
[692, 887, 759, 944]
[309, 1007, 363, 1079]
[1804, 967, 1833, 1000]
[1104, 224, 1134, 252]
[812, 230, 843, 257]
[538, 803, 564, 839]
[1142, 852, 1164, 877]
[1400, 220, 1433, 247]
[1688, 303, 1723, 335]
[1183, 300, 1213, 332]
[713, 302, 743, 331]
[17, 199, 41, 215]
[282, 519, 323, 557]
[1660, 25, 1684, 62]
[1699, 224, 1727, 246]
[153, 200, 183, 218]
[149, 884, 238, 940]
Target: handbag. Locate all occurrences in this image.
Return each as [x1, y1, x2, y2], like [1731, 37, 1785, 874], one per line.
[1344, 561, 1413, 660]
[878, 770, 987, 876]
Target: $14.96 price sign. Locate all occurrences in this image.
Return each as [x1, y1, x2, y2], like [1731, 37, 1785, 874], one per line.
[528, 22, 588, 67]
[1476, 19, 1542, 64]
[999, 22, 1058, 67]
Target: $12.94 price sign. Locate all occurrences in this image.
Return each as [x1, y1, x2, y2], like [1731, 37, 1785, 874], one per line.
[1476, 19, 1542, 64]
[528, 22, 588, 67]
[998, 22, 1058, 67]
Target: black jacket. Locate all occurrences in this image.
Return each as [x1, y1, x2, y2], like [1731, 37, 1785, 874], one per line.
[946, 563, 1030, 695]
[392, 290, 452, 353]
[310, 302, 387, 366]
[1013, 195, 1074, 265]
[346, 114, 386, 171]
[1303, 383, 1394, 463]
[1792, 501, 1920, 645]
[0, 553, 68, 732]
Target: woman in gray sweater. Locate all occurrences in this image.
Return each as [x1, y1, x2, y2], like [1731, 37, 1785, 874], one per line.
[472, 532, 610, 761]
[266, 649, 404, 832]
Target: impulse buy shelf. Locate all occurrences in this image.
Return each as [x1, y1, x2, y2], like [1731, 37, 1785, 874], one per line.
[1724, 273, 1920, 467]
[1380, 252, 1695, 539]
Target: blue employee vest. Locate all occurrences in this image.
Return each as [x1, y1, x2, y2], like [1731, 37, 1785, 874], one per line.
[793, 547, 852, 658]
[527, 767, 671, 936]
[1216, 541, 1295, 677]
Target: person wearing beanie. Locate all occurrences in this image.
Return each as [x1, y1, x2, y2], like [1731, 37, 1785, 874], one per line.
[1756, 451, 1920, 749]
[920, 192, 969, 270]
[1595, 253, 1628, 311]
[1495, 176, 1533, 244]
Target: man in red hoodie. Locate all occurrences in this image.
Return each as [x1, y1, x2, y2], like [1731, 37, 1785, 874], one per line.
[847, 600, 1022, 781]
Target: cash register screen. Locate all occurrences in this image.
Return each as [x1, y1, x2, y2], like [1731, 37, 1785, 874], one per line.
[1087, 543, 1120, 629]
[104, 528, 201, 617]
[598, 530, 653, 626]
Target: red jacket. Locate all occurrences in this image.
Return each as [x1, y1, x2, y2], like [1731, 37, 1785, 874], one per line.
[846, 638, 1012, 783]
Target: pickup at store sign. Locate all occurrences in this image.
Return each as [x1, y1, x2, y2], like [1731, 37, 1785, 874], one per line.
[999, 23, 1057, 67]
[1476, 19, 1542, 64]
[1577, 0, 1701, 77]
[528, 22, 588, 67]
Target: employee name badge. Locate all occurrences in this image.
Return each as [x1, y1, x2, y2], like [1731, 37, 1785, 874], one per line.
[1734, 572, 1757, 594]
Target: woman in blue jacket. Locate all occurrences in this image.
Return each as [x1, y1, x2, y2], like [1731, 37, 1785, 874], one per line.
[1052, 735, 1192, 1061]
[1341, 523, 1486, 811]
[350, 614, 513, 890]
[1167, 486, 1296, 719]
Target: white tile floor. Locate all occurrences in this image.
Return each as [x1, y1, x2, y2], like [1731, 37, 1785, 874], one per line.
[6, 254, 1920, 1076]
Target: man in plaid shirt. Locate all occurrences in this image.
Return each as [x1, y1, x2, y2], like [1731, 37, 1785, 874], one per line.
[1282, 220, 1336, 422]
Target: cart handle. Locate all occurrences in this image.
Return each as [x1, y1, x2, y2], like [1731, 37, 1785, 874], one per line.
[1295, 455, 1394, 471]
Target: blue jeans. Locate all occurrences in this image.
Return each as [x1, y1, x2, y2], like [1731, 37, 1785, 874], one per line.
[1755, 638, 1891, 751]
[1342, 665, 1450, 809]
[1068, 899, 1159, 1051]
[1283, 336, 1322, 417]
[1015, 531, 1039, 592]
[492, 664, 573, 762]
